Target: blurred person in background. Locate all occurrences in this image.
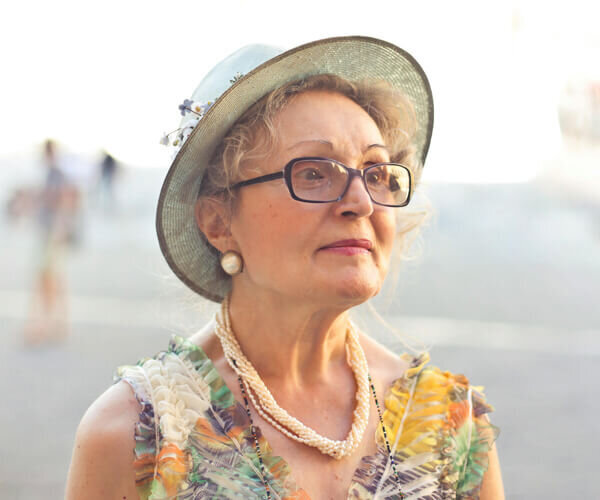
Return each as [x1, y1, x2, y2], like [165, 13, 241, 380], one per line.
[23, 139, 81, 346]
[66, 37, 503, 499]
[95, 149, 120, 210]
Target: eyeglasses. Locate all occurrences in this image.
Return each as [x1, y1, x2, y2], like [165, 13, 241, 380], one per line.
[231, 157, 412, 207]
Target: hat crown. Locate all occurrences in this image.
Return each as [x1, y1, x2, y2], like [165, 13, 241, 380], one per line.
[190, 44, 283, 105]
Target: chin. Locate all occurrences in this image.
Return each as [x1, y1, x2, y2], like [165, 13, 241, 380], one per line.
[294, 265, 385, 306]
[327, 273, 382, 305]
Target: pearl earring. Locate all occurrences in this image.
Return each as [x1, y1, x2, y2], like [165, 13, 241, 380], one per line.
[220, 250, 243, 276]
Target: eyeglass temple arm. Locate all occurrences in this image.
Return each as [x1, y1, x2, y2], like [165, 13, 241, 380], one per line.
[231, 171, 284, 189]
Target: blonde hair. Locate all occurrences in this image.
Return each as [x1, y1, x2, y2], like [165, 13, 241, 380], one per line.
[201, 74, 423, 194]
[199, 73, 431, 268]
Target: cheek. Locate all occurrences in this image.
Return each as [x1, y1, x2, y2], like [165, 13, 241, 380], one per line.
[233, 197, 311, 261]
[376, 211, 397, 257]
[236, 204, 278, 250]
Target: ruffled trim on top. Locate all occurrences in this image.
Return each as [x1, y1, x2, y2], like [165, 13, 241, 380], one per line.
[114, 364, 161, 499]
[116, 335, 307, 500]
[116, 355, 194, 499]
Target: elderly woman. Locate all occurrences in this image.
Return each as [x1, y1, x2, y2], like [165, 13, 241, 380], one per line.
[66, 37, 503, 499]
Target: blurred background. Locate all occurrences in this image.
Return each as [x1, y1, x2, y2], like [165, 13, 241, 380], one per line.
[1, 0, 599, 498]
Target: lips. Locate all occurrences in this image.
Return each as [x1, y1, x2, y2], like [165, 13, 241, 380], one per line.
[321, 239, 373, 250]
[319, 239, 373, 255]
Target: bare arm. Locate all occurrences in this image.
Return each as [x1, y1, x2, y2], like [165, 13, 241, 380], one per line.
[65, 381, 141, 500]
[479, 442, 505, 500]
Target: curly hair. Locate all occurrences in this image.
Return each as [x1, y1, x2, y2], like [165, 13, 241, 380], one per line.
[200, 74, 422, 196]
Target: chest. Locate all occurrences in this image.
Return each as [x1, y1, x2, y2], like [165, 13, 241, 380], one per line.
[214, 357, 395, 499]
[253, 403, 382, 499]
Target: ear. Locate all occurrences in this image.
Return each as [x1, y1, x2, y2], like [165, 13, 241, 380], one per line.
[194, 197, 237, 253]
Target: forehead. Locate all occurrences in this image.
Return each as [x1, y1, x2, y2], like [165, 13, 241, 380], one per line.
[272, 90, 385, 156]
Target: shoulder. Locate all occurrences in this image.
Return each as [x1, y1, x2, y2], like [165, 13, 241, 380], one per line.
[479, 440, 505, 499]
[65, 381, 140, 500]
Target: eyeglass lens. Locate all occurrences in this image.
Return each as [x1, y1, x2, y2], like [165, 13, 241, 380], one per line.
[290, 159, 410, 206]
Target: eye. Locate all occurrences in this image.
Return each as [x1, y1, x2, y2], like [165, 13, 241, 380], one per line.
[365, 168, 386, 185]
[292, 161, 331, 182]
[298, 167, 326, 180]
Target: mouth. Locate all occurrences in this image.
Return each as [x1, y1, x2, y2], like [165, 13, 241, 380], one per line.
[319, 239, 373, 256]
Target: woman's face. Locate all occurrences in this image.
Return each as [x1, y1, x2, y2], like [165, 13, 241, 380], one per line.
[228, 90, 397, 307]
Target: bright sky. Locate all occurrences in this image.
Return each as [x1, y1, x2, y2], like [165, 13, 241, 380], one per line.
[1, 0, 597, 183]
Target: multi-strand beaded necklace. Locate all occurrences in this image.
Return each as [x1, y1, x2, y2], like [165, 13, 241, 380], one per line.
[215, 297, 405, 498]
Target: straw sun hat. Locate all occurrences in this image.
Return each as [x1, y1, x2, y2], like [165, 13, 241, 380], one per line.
[156, 36, 434, 302]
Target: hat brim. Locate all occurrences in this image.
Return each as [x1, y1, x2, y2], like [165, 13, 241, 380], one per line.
[156, 35, 434, 303]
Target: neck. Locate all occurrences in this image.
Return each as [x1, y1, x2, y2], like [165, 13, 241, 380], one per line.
[225, 286, 353, 388]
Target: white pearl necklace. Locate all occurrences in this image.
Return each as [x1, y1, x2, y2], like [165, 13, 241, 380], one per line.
[214, 295, 371, 459]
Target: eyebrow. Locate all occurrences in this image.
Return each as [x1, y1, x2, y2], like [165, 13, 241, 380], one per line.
[287, 139, 389, 153]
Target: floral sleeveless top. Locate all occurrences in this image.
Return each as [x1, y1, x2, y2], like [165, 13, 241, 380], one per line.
[115, 336, 498, 499]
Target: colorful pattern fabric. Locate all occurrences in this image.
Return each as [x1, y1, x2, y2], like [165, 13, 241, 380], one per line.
[115, 336, 498, 499]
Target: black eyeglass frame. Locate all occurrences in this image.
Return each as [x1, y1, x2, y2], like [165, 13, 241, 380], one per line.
[230, 156, 413, 207]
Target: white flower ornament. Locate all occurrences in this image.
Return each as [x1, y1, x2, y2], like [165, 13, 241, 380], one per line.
[160, 97, 217, 156]
[159, 67, 244, 155]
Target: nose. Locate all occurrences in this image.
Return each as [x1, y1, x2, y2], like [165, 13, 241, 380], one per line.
[334, 175, 374, 218]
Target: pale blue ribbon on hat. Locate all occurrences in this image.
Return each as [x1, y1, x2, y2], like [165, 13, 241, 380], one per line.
[164, 44, 283, 150]
[190, 44, 282, 104]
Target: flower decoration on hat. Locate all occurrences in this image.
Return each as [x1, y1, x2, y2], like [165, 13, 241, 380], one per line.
[160, 99, 214, 155]
[178, 98, 194, 116]
[161, 71, 246, 155]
